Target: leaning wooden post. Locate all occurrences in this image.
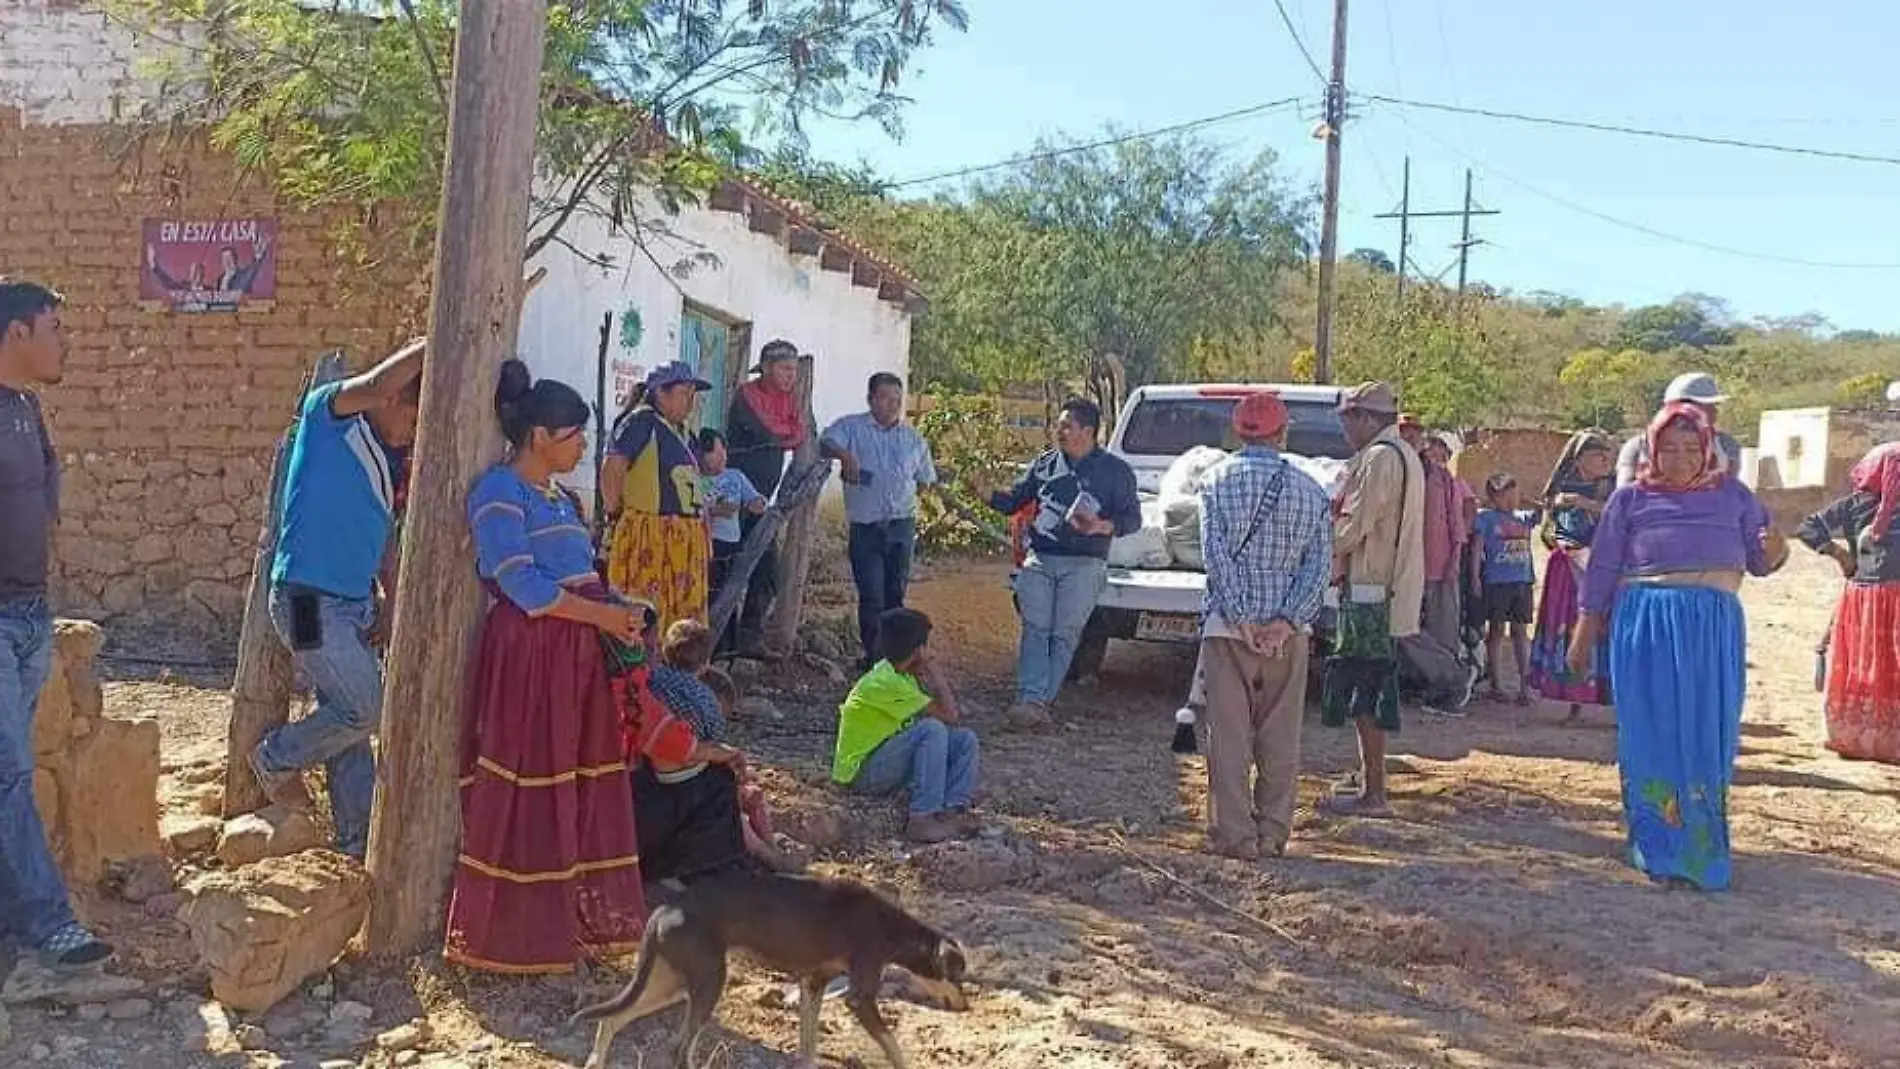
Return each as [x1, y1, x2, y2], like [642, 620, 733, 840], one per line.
[222, 352, 346, 818]
[362, 0, 549, 957]
[765, 354, 820, 654]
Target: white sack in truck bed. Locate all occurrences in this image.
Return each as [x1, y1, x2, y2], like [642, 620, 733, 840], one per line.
[1158, 449, 1351, 571]
[1107, 500, 1173, 569]
[1158, 446, 1228, 570]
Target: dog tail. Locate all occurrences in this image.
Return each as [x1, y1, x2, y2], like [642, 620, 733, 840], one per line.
[568, 915, 662, 1025]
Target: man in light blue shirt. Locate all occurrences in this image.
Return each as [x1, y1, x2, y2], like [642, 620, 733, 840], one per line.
[253, 338, 424, 860]
[821, 373, 939, 670]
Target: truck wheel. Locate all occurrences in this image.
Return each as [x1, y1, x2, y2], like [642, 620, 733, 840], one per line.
[1067, 617, 1110, 681]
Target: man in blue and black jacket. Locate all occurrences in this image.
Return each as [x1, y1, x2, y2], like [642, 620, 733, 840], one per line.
[977, 397, 1140, 728]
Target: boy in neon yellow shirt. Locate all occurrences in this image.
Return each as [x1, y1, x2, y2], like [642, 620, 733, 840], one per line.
[831, 608, 980, 843]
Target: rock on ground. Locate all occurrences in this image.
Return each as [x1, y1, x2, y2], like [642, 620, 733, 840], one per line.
[105, 853, 174, 903]
[0, 964, 143, 1006]
[180, 849, 370, 1013]
[162, 813, 223, 857]
[176, 999, 238, 1054]
[215, 804, 327, 867]
[912, 839, 1041, 892]
[779, 806, 848, 850]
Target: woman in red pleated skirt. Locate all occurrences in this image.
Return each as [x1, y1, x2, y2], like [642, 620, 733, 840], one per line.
[1799, 444, 1900, 765]
[443, 361, 654, 974]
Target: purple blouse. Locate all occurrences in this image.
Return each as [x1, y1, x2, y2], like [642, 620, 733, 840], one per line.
[1581, 478, 1772, 615]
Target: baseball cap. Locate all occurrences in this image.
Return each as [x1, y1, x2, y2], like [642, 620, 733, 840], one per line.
[643, 360, 712, 393]
[1231, 392, 1288, 441]
[1339, 381, 1400, 416]
[1663, 372, 1727, 405]
[749, 339, 799, 374]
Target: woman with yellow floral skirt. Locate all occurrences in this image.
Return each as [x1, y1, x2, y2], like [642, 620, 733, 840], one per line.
[602, 361, 713, 632]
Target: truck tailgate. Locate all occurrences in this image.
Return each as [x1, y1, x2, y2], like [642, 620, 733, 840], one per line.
[1098, 567, 1205, 615]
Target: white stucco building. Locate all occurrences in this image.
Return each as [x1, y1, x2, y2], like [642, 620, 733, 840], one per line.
[3, 0, 926, 509]
[518, 180, 925, 506]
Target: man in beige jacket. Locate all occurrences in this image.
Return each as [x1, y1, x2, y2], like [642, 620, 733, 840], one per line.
[1321, 382, 1424, 818]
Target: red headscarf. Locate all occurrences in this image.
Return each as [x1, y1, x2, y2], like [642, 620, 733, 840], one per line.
[1638, 401, 1721, 491]
[1851, 442, 1900, 541]
[737, 378, 807, 449]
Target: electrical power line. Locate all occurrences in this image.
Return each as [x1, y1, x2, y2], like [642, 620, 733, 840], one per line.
[1373, 109, 1900, 270]
[1362, 93, 1900, 167]
[886, 97, 1307, 189]
[1273, 0, 1327, 84]
[1377, 0, 1413, 157]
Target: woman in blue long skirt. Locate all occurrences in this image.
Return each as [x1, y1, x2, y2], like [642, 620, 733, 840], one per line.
[1568, 401, 1786, 890]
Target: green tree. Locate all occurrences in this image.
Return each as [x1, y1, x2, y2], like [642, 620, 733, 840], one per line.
[1558, 347, 1670, 426]
[751, 144, 893, 213]
[1614, 296, 1735, 352]
[1835, 372, 1889, 407]
[794, 130, 1314, 416]
[1330, 280, 1502, 427]
[969, 133, 1313, 398]
[109, 0, 967, 263]
[1347, 247, 1396, 274]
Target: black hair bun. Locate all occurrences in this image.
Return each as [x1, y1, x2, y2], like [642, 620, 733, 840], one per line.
[496, 359, 533, 406]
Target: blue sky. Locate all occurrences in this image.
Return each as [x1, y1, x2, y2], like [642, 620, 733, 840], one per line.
[803, 0, 1900, 331]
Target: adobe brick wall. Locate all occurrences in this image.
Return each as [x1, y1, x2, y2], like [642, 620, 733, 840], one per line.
[1, 108, 425, 650]
[1452, 428, 1579, 496]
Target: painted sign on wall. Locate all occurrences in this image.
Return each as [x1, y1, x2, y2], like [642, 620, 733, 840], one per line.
[610, 359, 646, 409]
[139, 217, 277, 313]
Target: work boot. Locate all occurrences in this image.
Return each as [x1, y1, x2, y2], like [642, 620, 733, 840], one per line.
[249, 744, 312, 810]
[905, 814, 959, 844]
[1003, 701, 1051, 730]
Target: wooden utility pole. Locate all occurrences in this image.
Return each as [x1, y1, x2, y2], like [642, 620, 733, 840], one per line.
[363, 0, 550, 957]
[764, 355, 819, 655]
[1374, 164, 1498, 306]
[1455, 168, 1478, 302]
[1395, 157, 1410, 300]
[1312, 0, 1349, 385]
[222, 353, 344, 818]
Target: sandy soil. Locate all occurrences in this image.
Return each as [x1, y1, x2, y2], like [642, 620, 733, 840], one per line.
[6, 549, 1899, 1069]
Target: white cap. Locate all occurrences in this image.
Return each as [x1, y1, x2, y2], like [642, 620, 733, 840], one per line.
[1664, 372, 1727, 405]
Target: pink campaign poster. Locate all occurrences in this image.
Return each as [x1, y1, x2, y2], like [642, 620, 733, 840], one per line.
[139, 217, 277, 313]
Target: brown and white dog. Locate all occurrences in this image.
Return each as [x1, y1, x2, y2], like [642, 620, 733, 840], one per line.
[572, 870, 969, 1069]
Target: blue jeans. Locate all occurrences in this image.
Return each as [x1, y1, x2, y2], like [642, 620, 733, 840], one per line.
[847, 518, 916, 664]
[0, 597, 79, 947]
[257, 586, 381, 858]
[1012, 553, 1108, 705]
[852, 718, 979, 816]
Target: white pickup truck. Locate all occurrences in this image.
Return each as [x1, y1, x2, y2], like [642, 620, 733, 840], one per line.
[1064, 383, 1355, 680]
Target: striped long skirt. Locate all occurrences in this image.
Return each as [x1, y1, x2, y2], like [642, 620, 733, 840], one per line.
[1823, 580, 1900, 764]
[443, 589, 647, 973]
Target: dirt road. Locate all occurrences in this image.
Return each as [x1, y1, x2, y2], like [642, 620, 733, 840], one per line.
[8, 549, 1898, 1068]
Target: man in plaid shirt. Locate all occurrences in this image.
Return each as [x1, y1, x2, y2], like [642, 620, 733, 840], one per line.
[1197, 392, 1333, 860]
